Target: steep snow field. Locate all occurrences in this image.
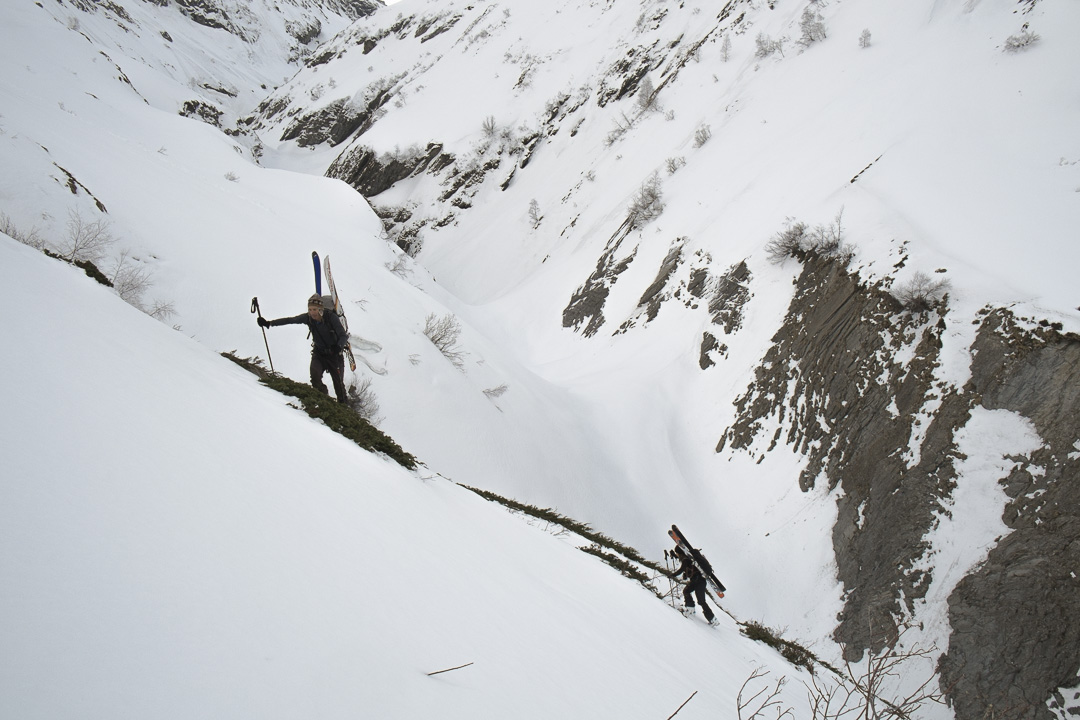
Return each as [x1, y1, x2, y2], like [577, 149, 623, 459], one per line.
[2, 0, 1079, 716]
[1, 239, 807, 719]
[0, 5, 818, 716]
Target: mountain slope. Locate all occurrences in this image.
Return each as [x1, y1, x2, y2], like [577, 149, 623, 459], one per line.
[251, 2, 1080, 715]
[1, 0, 1079, 718]
[1, 237, 808, 719]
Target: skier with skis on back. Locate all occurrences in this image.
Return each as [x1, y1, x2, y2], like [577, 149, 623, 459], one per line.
[257, 293, 349, 403]
[669, 543, 718, 624]
[666, 524, 726, 625]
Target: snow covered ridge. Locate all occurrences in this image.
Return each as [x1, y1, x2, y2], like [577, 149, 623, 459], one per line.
[3, 0, 1080, 717]
[249, 0, 763, 258]
[69, 0, 383, 41]
[53, 0, 383, 130]
[6, 238, 834, 720]
[253, 0, 1080, 316]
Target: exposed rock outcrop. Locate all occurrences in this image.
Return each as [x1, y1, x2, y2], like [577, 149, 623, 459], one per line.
[938, 310, 1080, 720]
[635, 241, 684, 324]
[719, 254, 956, 654]
[280, 86, 393, 147]
[172, 0, 244, 36]
[180, 99, 223, 127]
[327, 143, 453, 198]
[718, 255, 1080, 720]
[700, 260, 752, 367]
[325, 0, 383, 21]
[563, 239, 637, 338]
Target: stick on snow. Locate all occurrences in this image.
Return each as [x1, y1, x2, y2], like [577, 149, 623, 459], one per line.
[666, 690, 698, 720]
[427, 662, 474, 676]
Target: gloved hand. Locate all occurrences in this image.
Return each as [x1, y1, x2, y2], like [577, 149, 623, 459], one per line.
[257, 316, 269, 328]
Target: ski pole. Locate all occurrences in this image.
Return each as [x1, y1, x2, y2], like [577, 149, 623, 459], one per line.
[664, 550, 677, 609]
[251, 297, 275, 374]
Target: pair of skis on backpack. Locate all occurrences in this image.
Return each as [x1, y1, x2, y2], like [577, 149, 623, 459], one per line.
[312, 251, 356, 372]
[668, 524, 727, 604]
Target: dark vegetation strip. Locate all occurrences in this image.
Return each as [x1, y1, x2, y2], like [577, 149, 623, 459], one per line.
[222, 352, 417, 470]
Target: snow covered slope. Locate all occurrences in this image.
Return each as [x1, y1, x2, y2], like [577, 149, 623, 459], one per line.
[0, 237, 807, 719]
[248, 5, 1080, 714]
[2, 0, 1079, 717]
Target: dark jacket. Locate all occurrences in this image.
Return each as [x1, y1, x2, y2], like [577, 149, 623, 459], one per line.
[672, 547, 702, 582]
[268, 312, 347, 355]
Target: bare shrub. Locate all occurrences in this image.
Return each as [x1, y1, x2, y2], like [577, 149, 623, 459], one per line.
[765, 211, 854, 265]
[807, 209, 855, 264]
[61, 208, 114, 264]
[604, 112, 636, 146]
[738, 623, 945, 719]
[483, 384, 509, 399]
[385, 254, 412, 278]
[107, 249, 175, 320]
[0, 212, 46, 250]
[756, 33, 773, 57]
[737, 668, 793, 720]
[893, 271, 951, 313]
[636, 75, 660, 112]
[481, 115, 498, 138]
[528, 199, 542, 229]
[347, 376, 382, 423]
[720, 34, 732, 62]
[1003, 28, 1040, 52]
[423, 312, 467, 369]
[109, 250, 154, 306]
[859, 29, 872, 49]
[799, 8, 827, 47]
[147, 299, 176, 321]
[512, 52, 541, 89]
[666, 156, 686, 175]
[693, 124, 712, 148]
[755, 33, 786, 58]
[764, 220, 810, 264]
[626, 172, 664, 230]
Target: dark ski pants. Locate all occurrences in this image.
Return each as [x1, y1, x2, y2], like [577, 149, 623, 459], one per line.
[311, 350, 347, 403]
[683, 577, 714, 621]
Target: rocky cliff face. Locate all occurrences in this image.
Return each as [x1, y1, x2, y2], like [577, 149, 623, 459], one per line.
[716, 253, 1080, 719]
[938, 310, 1080, 720]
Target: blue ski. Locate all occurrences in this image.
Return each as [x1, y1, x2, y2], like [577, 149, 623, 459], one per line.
[312, 251, 322, 296]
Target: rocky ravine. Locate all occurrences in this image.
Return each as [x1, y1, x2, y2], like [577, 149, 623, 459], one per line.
[224, 0, 1079, 713]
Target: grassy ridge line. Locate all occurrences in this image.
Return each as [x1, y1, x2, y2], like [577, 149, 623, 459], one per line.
[461, 484, 664, 597]
[222, 352, 417, 470]
[459, 484, 665, 575]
